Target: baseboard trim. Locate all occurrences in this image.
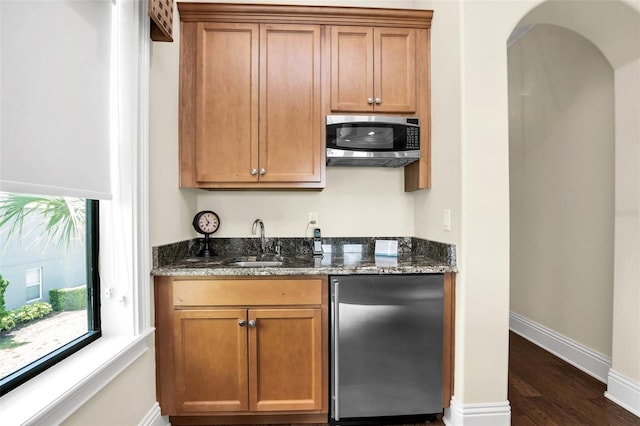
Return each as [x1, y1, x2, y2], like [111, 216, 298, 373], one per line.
[139, 402, 170, 426]
[509, 311, 611, 383]
[443, 397, 511, 426]
[605, 369, 640, 417]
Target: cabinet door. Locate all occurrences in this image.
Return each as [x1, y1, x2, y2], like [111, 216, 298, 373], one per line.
[330, 26, 374, 112]
[173, 309, 249, 413]
[248, 308, 323, 411]
[374, 27, 416, 113]
[195, 23, 259, 183]
[259, 24, 322, 183]
[330, 26, 417, 113]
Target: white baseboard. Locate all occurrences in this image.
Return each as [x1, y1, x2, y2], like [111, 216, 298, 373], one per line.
[509, 311, 611, 383]
[443, 397, 511, 426]
[139, 402, 170, 426]
[605, 369, 640, 417]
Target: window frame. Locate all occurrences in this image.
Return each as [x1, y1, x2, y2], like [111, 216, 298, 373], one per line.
[0, 200, 101, 395]
[25, 266, 43, 303]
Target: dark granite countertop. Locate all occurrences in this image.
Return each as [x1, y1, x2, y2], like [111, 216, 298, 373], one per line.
[151, 237, 456, 277]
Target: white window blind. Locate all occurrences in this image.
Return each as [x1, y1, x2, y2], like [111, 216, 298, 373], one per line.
[0, 0, 112, 200]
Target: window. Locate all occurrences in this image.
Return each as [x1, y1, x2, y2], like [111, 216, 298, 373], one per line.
[0, 0, 152, 421]
[25, 267, 43, 303]
[0, 193, 101, 395]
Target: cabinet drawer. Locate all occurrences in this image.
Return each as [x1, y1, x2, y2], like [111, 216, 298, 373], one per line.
[173, 278, 323, 307]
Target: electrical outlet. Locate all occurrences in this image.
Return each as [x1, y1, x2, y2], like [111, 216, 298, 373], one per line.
[308, 212, 318, 224]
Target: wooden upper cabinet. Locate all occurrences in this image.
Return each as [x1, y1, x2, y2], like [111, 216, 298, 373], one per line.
[330, 26, 416, 113]
[259, 25, 322, 184]
[195, 23, 259, 184]
[182, 19, 323, 188]
[178, 3, 432, 191]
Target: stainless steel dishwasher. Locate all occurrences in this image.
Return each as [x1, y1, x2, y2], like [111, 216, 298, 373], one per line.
[330, 274, 443, 425]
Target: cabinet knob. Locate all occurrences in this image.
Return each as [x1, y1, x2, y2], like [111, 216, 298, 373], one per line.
[375, 97, 382, 104]
[259, 168, 266, 175]
[251, 168, 258, 175]
[367, 97, 373, 104]
[239, 320, 247, 327]
[248, 320, 256, 328]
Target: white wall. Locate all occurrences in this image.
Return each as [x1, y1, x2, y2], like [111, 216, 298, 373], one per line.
[509, 24, 615, 356]
[612, 57, 640, 382]
[413, 0, 462, 245]
[197, 168, 414, 237]
[149, 30, 198, 247]
[61, 341, 158, 426]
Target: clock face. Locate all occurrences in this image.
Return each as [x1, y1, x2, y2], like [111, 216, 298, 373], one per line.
[193, 211, 220, 235]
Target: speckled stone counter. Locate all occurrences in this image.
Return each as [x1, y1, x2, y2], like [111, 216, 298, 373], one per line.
[151, 237, 456, 277]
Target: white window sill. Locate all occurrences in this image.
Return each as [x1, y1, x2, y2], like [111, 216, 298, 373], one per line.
[0, 328, 154, 426]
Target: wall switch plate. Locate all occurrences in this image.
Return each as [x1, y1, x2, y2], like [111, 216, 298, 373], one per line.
[443, 209, 451, 232]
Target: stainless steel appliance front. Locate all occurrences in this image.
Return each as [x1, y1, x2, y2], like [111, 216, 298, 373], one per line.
[325, 115, 420, 167]
[330, 274, 444, 424]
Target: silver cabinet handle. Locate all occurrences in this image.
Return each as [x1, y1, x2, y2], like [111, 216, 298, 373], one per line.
[367, 97, 373, 104]
[239, 320, 246, 327]
[259, 168, 266, 175]
[333, 280, 340, 420]
[375, 97, 382, 104]
[251, 168, 258, 175]
[248, 319, 256, 328]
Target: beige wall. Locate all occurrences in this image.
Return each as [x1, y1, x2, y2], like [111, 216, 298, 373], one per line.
[612, 57, 640, 380]
[61, 338, 158, 426]
[509, 24, 615, 356]
[197, 168, 415, 238]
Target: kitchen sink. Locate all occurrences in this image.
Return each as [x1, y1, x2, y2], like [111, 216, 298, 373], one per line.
[224, 255, 283, 267]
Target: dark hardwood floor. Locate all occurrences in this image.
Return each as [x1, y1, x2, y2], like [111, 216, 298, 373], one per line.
[509, 331, 640, 425]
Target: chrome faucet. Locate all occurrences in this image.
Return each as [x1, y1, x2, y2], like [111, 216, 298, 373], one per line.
[252, 219, 266, 254]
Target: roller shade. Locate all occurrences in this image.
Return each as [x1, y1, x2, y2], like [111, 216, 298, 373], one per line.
[0, 0, 112, 199]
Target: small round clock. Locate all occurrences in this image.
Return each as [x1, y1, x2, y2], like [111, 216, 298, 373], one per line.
[192, 210, 220, 257]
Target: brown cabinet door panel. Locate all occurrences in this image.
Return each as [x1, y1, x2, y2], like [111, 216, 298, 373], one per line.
[248, 308, 323, 412]
[173, 309, 249, 413]
[330, 26, 417, 114]
[260, 24, 322, 183]
[196, 23, 259, 183]
[374, 28, 416, 113]
[330, 26, 374, 112]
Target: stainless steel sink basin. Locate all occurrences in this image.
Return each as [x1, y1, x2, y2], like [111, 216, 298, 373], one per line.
[224, 255, 283, 267]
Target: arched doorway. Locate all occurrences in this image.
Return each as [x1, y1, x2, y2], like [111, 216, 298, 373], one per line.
[507, 0, 640, 417]
[508, 23, 615, 377]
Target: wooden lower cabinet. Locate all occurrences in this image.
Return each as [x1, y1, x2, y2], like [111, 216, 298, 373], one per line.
[173, 309, 249, 413]
[249, 308, 323, 412]
[155, 276, 328, 424]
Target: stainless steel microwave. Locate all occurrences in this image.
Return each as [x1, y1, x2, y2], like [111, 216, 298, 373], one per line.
[326, 115, 420, 167]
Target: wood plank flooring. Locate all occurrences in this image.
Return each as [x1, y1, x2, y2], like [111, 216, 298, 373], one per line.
[509, 331, 640, 425]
